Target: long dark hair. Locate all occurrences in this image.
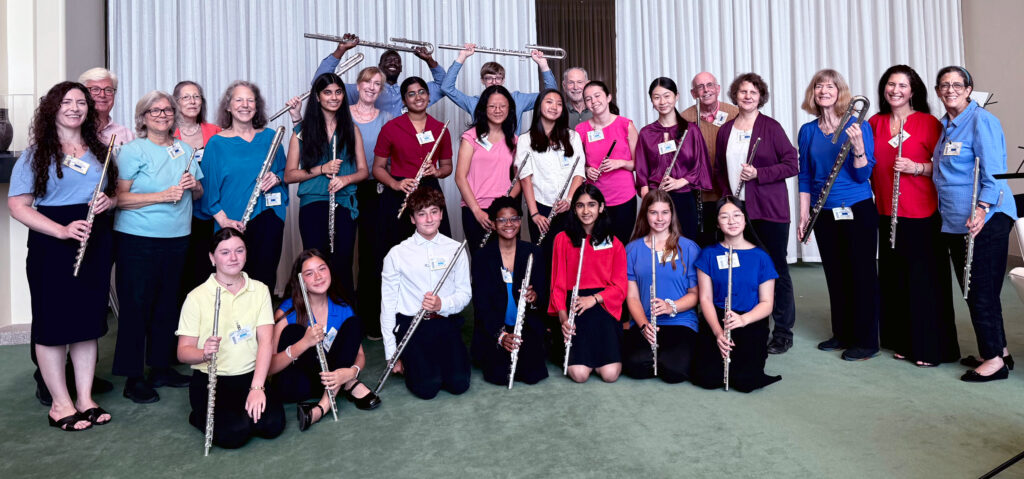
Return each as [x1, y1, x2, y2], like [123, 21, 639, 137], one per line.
[283, 249, 352, 327]
[300, 73, 357, 172]
[629, 189, 685, 271]
[714, 196, 764, 249]
[468, 85, 516, 152]
[565, 183, 613, 247]
[647, 77, 688, 141]
[29, 81, 117, 198]
[877, 65, 931, 115]
[528, 89, 574, 156]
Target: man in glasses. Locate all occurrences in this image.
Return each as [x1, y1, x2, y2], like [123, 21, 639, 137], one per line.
[78, 67, 133, 146]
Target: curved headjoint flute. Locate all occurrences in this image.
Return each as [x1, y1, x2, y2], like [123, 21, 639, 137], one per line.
[268, 53, 365, 123]
[396, 120, 450, 219]
[536, 155, 583, 245]
[479, 154, 531, 248]
[508, 253, 535, 389]
[241, 126, 287, 228]
[203, 286, 221, 457]
[437, 43, 566, 60]
[305, 33, 434, 55]
[72, 135, 116, 277]
[734, 137, 762, 198]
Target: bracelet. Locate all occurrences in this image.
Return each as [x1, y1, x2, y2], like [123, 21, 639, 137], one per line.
[916, 164, 923, 176]
[666, 298, 678, 317]
[285, 345, 296, 362]
[497, 331, 507, 347]
[352, 365, 361, 377]
[854, 152, 865, 159]
[249, 385, 265, 391]
[531, 212, 541, 218]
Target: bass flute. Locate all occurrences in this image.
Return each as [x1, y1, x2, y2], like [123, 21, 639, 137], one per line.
[535, 155, 583, 245]
[396, 121, 450, 219]
[724, 245, 734, 391]
[480, 154, 530, 248]
[964, 156, 981, 300]
[508, 253, 535, 389]
[296, 272, 338, 422]
[203, 287, 221, 457]
[734, 137, 762, 198]
[889, 119, 904, 249]
[563, 237, 586, 375]
[72, 135, 116, 277]
[241, 126, 286, 228]
[649, 234, 659, 377]
[268, 53, 365, 123]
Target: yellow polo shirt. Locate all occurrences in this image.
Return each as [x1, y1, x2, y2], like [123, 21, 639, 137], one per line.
[176, 273, 274, 376]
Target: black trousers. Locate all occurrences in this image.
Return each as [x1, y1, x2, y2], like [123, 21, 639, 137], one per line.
[113, 233, 188, 378]
[944, 212, 1013, 360]
[622, 324, 696, 384]
[750, 219, 796, 341]
[356, 181, 383, 336]
[179, 216, 215, 306]
[243, 210, 284, 293]
[696, 200, 719, 247]
[274, 320, 363, 403]
[526, 203, 566, 365]
[669, 190, 700, 243]
[394, 313, 470, 399]
[812, 199, 880, 352]
[299, 201, 357, 299]
[606, 196, 638, 247]
[691, 308, 781, 392]
[462, 206, 489, 257]
[480, 317, 549, 386]
[189, 371, 285, 449]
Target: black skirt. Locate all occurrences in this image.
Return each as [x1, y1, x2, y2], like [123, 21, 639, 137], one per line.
[565, 288, 622, 369]
[27, 204, 112, 345]
[692, 307, 780, 392]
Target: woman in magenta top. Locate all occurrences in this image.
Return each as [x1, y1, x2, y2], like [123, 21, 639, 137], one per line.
[867, 64, 957, 367]
[634, 77, 710, 242]
[455, 85, 519, 256]
[575, 80, 638, 245]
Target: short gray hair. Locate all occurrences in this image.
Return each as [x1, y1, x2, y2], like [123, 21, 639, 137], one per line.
[78, 67, 118, 88]
[133, 90, 177, 138]
[562, 67, 589, 82]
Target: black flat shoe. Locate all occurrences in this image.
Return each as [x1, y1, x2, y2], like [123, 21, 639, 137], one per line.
[817, 337, 843, 352]
[148, 368, 190, 388]
[343, 380, 382, 410]
[767, 337, 792, 355]
[123, 378, 159, 404]
[48, 411, 91, 431]
[960, 355, 1014, 370]
[961, 365, 1009, 382]
[296, 402, 324, 432]
[841, 348, 879, 361]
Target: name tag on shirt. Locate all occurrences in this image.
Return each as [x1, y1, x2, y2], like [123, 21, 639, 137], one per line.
[657, 140, 678, 155]
[716, 252, 740, 269]
[587, 130, 605, 142]
[229, 326, 253, 345]
[167, 143, 185, 159]
[63, 155, 90, 175]
[943, 141, 962, 156]
[592, 238, 613, 251]
[713, 111, 729, 127]
[324, 326, 338, 352]
[738, 132, 752, 142]
[476, 136, 493, 151]
[560, 156, 572, 168]
[429, 256, 448, 271]
[832, 206, 854, 221]
[193, 147, 206, 164]
[416, 130, 435, 145]
[265, 191, 282, 207]
[888, 130, 911, 149]
[501, 267, 513, 284]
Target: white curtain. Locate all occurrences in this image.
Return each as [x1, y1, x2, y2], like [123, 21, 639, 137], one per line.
[615, 0, 964, 262]
[108, 0, 541, 293]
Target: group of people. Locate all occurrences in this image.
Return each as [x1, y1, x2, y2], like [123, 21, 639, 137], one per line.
[8, 33, 1017, 450]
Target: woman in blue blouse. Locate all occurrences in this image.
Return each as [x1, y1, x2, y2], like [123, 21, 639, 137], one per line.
[202, 81, 288, 292]
[284, 72, 368, 300]
[797, 69, 880, 361]
[622, 189, 701, 383]
[931, 66, 1018, 382]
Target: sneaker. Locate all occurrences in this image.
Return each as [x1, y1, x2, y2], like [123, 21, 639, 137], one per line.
[148, 368, 190, 388]
[767, 337, 792, 355]
[817, 337, 843, 352]
[123, 378, 160, 404]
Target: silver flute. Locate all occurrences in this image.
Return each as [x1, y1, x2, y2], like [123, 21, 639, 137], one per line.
[734, 137, 762, 198]
[535, 155, 583, 245]
[305, 33, 434, 55]
[563, 237, 586, 375]
[437, 43, 566, 60]
[480, 154, 530, 248]
[508, 253, 535, 389]
[397, 121, 449, 218]
[297, 272, 338, 422]
[328, 137, 338, 254]
[724, 245, 734, 391]
[241, 126, 286, 228]
[659, 129, 688, 186]
[888, 119, 905, 248]
[204, 287, 221, 457]
[172, 147, 201, 206]
[649, 234, 659, 377]
[964, 156, 981, 300]
[72, 135, 116, 277]
[268, 53, 365, 123]
[376, 241, 468, 395]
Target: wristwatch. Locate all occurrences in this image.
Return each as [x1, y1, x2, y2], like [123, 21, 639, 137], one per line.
[978, 203, 990, 214]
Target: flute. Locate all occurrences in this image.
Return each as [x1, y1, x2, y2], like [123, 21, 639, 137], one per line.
[592, 140, 617, 180]
[328, 137, 338, 254]
[964, 156, 981, 300]
[396, 121, 449, 219]
[297, 272, 338, 421]
[375, 241, 468, 395]
[563, 237, 586, 375]
[203, 287, 221, 457]
[889, 120, 904, 249]
[268, 53, 365, 123]
[480, 154, 530, 248]
[649, 234, 659, 377]
[724, 245, 734, 391]
[72, 135, 116, 277]
[659, 130, 688, 187]
[241, 126, 286, 227]
[734, 137, 762, 198]
[172, 146, 201, 207]
[535, 155, 583, 245]
[508, 253, 535, 389]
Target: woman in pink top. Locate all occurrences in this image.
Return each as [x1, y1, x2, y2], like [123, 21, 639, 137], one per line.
[575, 80, 639, 245]
[455, 85, 519, 255]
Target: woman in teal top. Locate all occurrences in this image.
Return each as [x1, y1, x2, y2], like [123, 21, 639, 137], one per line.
[284, 72, 369, 299]
[202, 80, 288, 292]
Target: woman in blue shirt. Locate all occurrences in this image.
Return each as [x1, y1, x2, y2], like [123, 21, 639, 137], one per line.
[622, 189, 700, 383]
[797, 69, 880, 361]
[270, 249, 380, 432]
[931, 66, 1018, 382]
[114, 90, 203, 403]
[284, 72, 368, 300]
[692, 197, 781, 392]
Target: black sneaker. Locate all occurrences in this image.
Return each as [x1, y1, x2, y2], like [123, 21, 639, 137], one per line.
[817, 337, 843, 352]
[767, 337, 792, 355]
[123, 378, 160, 404]
[148, 368, 191, 388]
[841, 348, 880, 361]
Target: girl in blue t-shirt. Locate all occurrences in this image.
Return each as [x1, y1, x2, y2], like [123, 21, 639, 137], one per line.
[692, 197, 781, 392]
[623, 189, 701, 383]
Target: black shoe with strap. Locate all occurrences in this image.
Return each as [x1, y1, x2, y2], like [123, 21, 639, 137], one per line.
[342, 380, 382, 410]
[960, 355, 1014, 370]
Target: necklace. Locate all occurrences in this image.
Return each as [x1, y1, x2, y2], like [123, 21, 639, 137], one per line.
[180, 123, 200, 136]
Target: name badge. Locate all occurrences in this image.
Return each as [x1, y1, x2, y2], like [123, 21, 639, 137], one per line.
[230, 326, 253, 344]
[587, 129, 605, 142]
[888, 130, 911, 149]
[592, 238, 613, 251]
[501, 267, 513, 284]
[324, 326, 338, 352]
[63, 155, 90, 175]
[716, 252, 740, 269]
[560, 155, 572, 168]
[655, 250, 665, 263]
[167, 143, 185, 159]
[265, 191, 282, 207]
[476, 136, 493, 151]
[657, 140, 678, 155]
[713, 110, 729, 127]
[739, 131, 752, 142]
[416, 130, 435, 145]
[832, 206, 854, 221]
[193, 147, 206, 164]
[429, 256, 448, 271]
[943, 141, 962, 156]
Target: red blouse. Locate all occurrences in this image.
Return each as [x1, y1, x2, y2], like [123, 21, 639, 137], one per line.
[374, 113, 453, 178]
[868, 112, 941, 218]
[548, 231, 627, 319]
[173, 122, 222, 146]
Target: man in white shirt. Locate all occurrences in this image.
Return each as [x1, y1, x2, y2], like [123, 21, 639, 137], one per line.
[380, 187, 472, 399]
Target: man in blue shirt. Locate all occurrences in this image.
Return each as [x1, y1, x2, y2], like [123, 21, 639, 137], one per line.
[312, 33, 446, 118]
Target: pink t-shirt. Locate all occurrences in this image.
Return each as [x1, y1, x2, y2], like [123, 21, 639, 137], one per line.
[459, 127, 516, 208]
[575, 116, 636, 206]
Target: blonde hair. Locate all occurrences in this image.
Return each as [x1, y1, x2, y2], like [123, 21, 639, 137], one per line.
[356, 66, 385, 84]
[78, 67, 118, 88]
[133, 90, 177, 138]
[801, 69, 851, 117]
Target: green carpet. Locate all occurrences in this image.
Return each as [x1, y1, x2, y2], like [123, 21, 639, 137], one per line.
[2, 263, 1024, 478]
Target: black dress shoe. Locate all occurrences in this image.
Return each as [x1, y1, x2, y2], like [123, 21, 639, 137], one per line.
[961, 365, 1010, 382]
[817, 337, 843, 352]
[92, 376, 114, 394]
[767, 338, 792, 355]
[36, 384, 53, 407]
[841, 348, 880, 361]
[123, 378, 160, 404]
[343, 381, 382, 410]
[148, 368, 191, 388]
[960, 355, 1014, 371]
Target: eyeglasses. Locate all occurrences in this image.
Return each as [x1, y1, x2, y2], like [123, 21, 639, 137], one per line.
[146, 107, 175, 117]
[486, 104, 508, 111]
[88, 87, 117, 96]
[937, 82, 966, 92]
[405, 89, 428, 98]
[494, 216, 521, 225]
[482, 75, 505, 83]
[693, 82, 717, 92]
[177, 94, 202, 103]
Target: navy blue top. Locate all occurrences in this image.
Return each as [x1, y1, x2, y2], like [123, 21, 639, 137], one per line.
[694, 244, 778, 312]
[626, 236, 701, 331]
[798, 117, 876, 208]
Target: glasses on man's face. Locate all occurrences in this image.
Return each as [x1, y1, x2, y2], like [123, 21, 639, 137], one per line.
[483, 75, 504, 84]
[177, 95, 202, 103]
[495, 216, 522, 225]
[937, 82, 966, 93]
[146, 107, 175, 117]
[693, 82, 717, 92]
[88, 87, 117, 96]
[405, 89, 428, 98]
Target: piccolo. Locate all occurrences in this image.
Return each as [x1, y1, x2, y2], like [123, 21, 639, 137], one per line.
[396, 121, 449, 219]
[172, 146, 201, 206]
[376, 241, 468, 395]
[592, 140, 618, 180]
[72, 135, 116, 277]
[508, 253, 535, 389]
[889, 120, 904, 249]
[535, 155, 583, 245]
[964, 156, 981, 300]
[734, 137, 762, 198]
[724, 245, 734, 391]
[297, 273, 338, 422]
[659, 129, 688, 187]
[241, 126, 286, 228]
[203, 287, 221, 457]
[268, 53, 365, 123]
[479, 154, 530, 248]
[563, 237, 586, 375]
[437, 43, 566, 60]
[305, 33, 434, 55]
[328, 137, 338, 254]
[649, 234, 659, 377]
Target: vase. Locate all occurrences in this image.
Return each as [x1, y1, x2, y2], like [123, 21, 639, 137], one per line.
[0, 108, 12, 153]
